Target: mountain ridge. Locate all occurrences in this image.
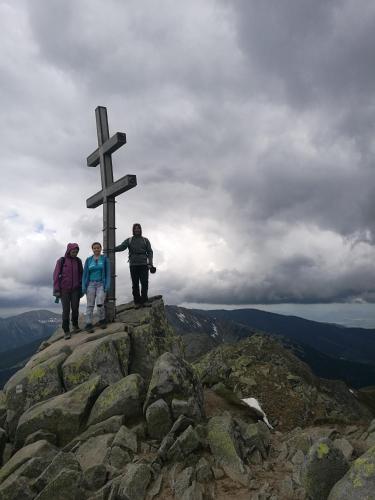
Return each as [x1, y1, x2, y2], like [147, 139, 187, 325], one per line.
[165, 305, 375, 389]
[0, 298, 374, 499]
[0, 310, 60, 354]
[201, 307, 375, 363]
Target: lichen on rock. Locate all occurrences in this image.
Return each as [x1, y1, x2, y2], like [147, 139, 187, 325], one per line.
[302, 438, 349, 500]
[88, 373, 146, 426]
[15, 376, 102, 448]
[328, 445, 375, 500]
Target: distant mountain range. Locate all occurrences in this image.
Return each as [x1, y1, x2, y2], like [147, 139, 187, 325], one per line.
[0, 310, 61, 388]
[0, 310, 60, 353]
[200, 307, 375, 364]
[1, 306, 375, 390]
[165, 305, 375, 389]
[0, 337, 48, 388]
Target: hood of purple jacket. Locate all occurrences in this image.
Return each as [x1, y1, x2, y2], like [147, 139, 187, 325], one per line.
[53, 243, 82, 292]
[65, 243, 79, 257]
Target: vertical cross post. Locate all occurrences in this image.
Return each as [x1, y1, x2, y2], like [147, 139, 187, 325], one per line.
[96, 108, 116, 322]
[86, 106, 137, 322]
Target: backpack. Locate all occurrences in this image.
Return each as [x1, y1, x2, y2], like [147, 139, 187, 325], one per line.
[128, 237, 149, 261]
[58, 256, 83, 289]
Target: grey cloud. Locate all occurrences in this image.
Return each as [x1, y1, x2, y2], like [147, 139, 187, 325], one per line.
[1, 1, 375, 313]
[237, 152, 375, 239]
[231, 0, 375, 108]
[178, 255, 375, 305]
[26, 1, 238, 98]
[70, 214, 103, 241]
[0, 289, 51, 309]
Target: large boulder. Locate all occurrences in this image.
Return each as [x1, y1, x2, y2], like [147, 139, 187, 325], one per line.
[237, 419, 271, 461]
[156, 415, 195, 461]
[117, 463, 152, 500]
[75, 433, 114, 471]
[0, 457, 53, 498]
[0, 476, 35, 500]
[144, 352, 204, 420]
[110, 331, 132, 375]
[15, 377, 102, 448]
[65, 415, 124, 451]
[0, 440, 59, 499]
[105, 425, 138, 470]
[82, 464, 107, 492]
[146, 399, 172, 440]
[207, 414, 245, 474]
[0, 439, 58, 485]
[117, 297, 182, 384]
[33, 451, 82, 492]
[112, 425, 138, 453]
[24, 333, 87, 369]
[4, 353, 67, 437]
[172, 466, 194, 497]
[88, 374, 146, 426]
[61, 333, 129, 390]
[328, 445, 375, 500]
[47, 321, 125, 345]
[34, 469, 82, 500]
[302, 438, 349, 500]
[167, 424, 201, 462]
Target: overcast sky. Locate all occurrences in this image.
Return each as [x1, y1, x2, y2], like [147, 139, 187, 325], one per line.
[1, 0, 375, 319]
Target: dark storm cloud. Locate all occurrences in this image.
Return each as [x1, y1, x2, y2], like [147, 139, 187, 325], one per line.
[220, 0, 375, 239]
[1, 0, 375, 311]
[178, 253, 375, 305]
[0, 290, 50, 309]
[231, 0, 375, 108]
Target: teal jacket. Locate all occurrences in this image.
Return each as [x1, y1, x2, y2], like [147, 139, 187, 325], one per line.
[82, 255, 111, 292]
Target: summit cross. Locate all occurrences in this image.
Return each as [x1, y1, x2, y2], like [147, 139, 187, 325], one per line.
[86, 106, 137, 322]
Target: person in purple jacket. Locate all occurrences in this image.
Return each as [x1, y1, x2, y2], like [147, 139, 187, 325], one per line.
[53, 243, 83, 339]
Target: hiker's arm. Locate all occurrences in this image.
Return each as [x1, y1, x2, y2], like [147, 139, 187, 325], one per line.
[52, 260, 61, 295]
[146, 239, 153, 266]
[114, 239, 129, 252]
[82, 259, 89, 294]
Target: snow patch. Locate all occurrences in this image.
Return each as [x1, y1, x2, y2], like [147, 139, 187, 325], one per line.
[242, 397, 273, 429]
[212, 324, 218, 338]
[176, 312, 187, 323]
[38, 318, 60, 324]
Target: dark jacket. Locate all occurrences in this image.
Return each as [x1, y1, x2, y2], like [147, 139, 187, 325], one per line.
[114, 236, 153, 266]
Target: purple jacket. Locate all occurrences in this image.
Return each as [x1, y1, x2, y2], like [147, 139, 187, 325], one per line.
[53, 243, 83, 293]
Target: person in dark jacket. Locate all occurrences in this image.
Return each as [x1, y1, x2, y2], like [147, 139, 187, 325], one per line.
[115, 223, 153, 308]
[53, 243, 83, 339]
[82, 242, 111, 333]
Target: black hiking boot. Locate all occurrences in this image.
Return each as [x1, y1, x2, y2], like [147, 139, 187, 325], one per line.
[85, 323, 94, 333]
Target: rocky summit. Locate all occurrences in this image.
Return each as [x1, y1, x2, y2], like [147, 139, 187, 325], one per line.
[0, 296, 374, 500]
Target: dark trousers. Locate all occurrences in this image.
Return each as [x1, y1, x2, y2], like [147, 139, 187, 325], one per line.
[61, 289, 81, 332]
[130, 265, 149, 304]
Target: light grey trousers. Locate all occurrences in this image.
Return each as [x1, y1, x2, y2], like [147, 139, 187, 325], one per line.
[86, 281, 106, 324]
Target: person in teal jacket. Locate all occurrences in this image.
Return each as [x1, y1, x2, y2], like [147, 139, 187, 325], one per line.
[82, 242, 111, 332]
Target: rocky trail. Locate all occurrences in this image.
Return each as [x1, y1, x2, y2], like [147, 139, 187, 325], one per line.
[0, 297, 374, 499]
